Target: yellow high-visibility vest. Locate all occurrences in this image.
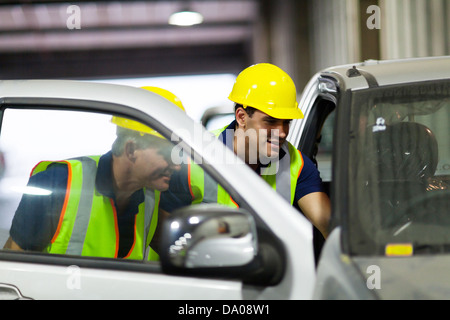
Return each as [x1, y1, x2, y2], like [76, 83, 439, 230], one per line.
[187, 125, 304, 206]
[31, 156, 160, 260]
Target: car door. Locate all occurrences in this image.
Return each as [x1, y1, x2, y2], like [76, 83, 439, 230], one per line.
[288, 74, 339, 262]
[0, 80, 315, 300]
[0, 98, 241, 299]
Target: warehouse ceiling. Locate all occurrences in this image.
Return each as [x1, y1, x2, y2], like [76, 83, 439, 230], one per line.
[0, 0, 260, 79]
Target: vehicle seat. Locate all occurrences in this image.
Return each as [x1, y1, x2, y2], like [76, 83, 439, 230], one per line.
[366, 122, 439, 227]
[370, 122, 438, 182]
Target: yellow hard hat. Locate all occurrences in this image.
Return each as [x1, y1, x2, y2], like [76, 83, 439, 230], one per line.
[112, 86, 185, 138]
[141, 86, 185, 112]
[111, 116, 165, 138]
[228, 63, 304, 119]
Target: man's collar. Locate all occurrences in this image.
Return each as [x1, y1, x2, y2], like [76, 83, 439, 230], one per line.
[96, 151, 115, 199]
[96, 151, 144, 212]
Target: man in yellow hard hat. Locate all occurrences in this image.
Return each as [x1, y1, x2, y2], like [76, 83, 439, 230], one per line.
[4, 86, 182, 259]
[160, 64, 330, 239]
[225, 63, 330, 238]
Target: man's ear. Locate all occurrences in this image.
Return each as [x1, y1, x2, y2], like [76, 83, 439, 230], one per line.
[235, 107, 247, 128]
[124, 141, 137, 162]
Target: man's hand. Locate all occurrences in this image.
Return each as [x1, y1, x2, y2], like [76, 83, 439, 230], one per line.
[3, 237, 24, 251]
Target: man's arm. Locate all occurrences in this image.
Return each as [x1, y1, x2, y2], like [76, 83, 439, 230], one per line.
[149, 208, 170, 254]
[7, 163, 67, 252]
[160, 163, 193, 212]
[297, 192, 331, 238]
[294, 155, 331, 238]
[3, 237, 24, 251]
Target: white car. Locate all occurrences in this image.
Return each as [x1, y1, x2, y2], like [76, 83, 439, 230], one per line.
[288, 56, 450, 299]
[0, 79, 315, 300]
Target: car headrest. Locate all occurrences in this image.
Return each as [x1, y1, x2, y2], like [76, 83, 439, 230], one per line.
[367, 122, 438, 182]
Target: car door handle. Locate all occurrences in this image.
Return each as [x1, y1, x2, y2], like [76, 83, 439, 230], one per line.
[0, 283, 32, 300]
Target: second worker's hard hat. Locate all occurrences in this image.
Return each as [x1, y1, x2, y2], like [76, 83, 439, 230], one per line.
[228, 63, 304, 119]
[112, 86, 185, 138]
[141, 86, 185, 112]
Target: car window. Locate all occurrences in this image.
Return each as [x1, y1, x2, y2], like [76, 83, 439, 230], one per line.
[0, 109, 116, 252]
[0, 106, 243, 264]
[204, 113, 235, 131]
[348, 80, 450, 255]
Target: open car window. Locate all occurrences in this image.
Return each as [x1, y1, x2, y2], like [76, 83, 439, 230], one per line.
[0, 106, 244, 263]
[0, 109, 116, 252]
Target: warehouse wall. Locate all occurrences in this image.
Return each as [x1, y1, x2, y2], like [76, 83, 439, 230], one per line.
[380, 0, 449, 59]
[260, 0, 449, 90]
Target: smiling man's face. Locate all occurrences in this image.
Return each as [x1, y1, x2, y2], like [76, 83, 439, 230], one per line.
[235, 108, 291, 165]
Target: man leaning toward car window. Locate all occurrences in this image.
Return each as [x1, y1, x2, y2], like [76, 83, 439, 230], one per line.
[3, 88, 183, 260]
[161, 63, 331, 238]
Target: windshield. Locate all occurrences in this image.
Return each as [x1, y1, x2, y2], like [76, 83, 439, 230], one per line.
[348, 80, 450, 256]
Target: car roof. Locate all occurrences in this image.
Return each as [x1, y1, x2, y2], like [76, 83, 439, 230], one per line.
[0, 79, 195, 139]
[320, 55, 450, 91]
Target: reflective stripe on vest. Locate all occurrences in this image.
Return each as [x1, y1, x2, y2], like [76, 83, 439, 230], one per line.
[187, 126, 304, 206]
[259, 143, 304, 204]
[31, 156, 159, 260]
[187, 157, 238, 207]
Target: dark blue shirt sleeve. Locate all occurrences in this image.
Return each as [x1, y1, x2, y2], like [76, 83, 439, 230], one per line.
[161, 154, 325, 211]
[160, 163, 193, 212]
[9, 164, 68, 251]
[294, 155, 325, 202]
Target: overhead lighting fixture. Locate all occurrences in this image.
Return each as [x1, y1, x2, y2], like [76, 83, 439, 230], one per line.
[169, 8, 204, 26]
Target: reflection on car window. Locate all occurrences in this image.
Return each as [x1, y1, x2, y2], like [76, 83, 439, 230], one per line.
[0, 108, 242, 262]
[349, 81, 450, 255]
[160, 157, 240, 212]
[0, 109, 115, 254]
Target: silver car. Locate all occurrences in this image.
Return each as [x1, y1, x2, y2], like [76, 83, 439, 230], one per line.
[0, 150, 4, 179]
[287, 56, 450, 299]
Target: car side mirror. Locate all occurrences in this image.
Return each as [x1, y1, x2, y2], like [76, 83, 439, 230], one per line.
[160, 204, 257, 269]
[160, 204, 286, 286]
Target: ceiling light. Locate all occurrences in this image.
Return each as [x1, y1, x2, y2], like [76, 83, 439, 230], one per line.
[169, 9, 204, 26]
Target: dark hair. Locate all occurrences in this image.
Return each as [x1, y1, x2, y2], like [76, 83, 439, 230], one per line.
[234, 103, 257, 117]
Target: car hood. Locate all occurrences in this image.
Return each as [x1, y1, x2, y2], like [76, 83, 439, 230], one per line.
[353, 255, 450, 299]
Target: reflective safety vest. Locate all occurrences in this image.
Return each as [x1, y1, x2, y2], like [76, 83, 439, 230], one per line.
[31, 156, 160, 260]
[187, 125, 304, 206]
